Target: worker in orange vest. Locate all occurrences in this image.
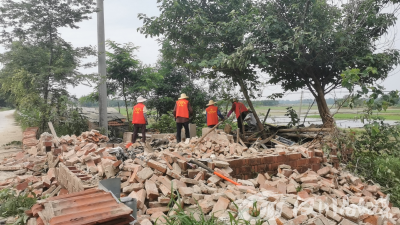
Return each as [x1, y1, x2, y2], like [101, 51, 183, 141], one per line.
[131, 96, 148, 143]
[226, 98, 249, 134]
[205, 100, 224, 128]
[173, 93, 193, 143]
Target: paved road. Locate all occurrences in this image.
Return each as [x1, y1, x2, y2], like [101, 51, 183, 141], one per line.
[0, 110, 22, 146]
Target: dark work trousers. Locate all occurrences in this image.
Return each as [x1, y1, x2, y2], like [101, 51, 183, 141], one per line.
[176, 122, 190, 143]
[132, 124, 146, 143]
[237, 112, 246, 134]
[208, 125, 216, 128]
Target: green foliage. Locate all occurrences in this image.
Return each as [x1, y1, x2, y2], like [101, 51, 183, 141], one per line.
[14, 97, 88, 136]
[0, 0, 96, 131]
[284, 107, 300, 127]
[139, 0, 265, 131]
[347, 152, 400, 207]
[149, 113, 176, 133]
[339, 67, 400, 206]
[157, 198, 265, 225]
[105, 40, 162, 121]
[147, 59, 200, 117]
[151, 0, 400, 125]
[0, 189, 37, 225]
[147, 58, 213, 135]
[295, 186, 303, 193]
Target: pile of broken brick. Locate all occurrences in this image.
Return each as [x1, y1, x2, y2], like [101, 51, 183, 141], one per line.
[0, 128, 398, 225]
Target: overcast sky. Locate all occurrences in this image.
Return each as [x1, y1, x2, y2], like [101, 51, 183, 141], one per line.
[2, 0, 400, 102]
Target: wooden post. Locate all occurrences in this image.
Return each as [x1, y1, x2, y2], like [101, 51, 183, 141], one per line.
[48, 122, 60, 147]
[237, 128, 240, 143]
[262, 108, 271, 125]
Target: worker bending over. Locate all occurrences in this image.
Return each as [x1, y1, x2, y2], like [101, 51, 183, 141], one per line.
[226, 98, 249, 134]
[205, 100, 224, 128]
[131, 96, 148, 143]
[173, 93, 193, 143]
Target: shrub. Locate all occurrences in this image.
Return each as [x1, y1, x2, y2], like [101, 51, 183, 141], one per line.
[0, 189, 37, 225]
[149, 113, 176, 133]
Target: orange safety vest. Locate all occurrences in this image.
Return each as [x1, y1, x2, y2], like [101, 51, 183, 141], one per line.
[132, 103, 146, 124]
[234, 102, 248, 119]
[176, 99, 189, 118]
[206, 105, 219, 126]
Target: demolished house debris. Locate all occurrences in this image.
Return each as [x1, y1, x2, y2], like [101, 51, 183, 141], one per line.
[0, 127, 398, 225]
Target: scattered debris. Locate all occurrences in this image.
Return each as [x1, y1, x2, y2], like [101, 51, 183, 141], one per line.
[0, 127, 397, 225]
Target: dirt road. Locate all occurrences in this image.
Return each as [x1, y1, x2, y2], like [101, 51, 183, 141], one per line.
[0, 110, 23, 180]
[0, 110, 22, 146]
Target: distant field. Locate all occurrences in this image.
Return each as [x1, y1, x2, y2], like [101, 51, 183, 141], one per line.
[254, 105, 400, 121]
[116, 105, 400, 121]
[117, 107, 132, 120]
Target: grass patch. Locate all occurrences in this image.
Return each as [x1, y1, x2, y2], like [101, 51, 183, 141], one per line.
[115, 107, 133, 120]
[0, 107, 12, 112]
[158, 200, 265, 225]
[347, 154, 400, 206]
[309, 113, 400, 120]
[4, 141, 22, 146]
[0, 189, 37, 224]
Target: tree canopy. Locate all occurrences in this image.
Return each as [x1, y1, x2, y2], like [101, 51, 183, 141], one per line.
[139, 0, 266, 132]
[106, 40, 162, 121]
[248, 0, 400, 126]
[0, 0, 96, 132]
[139, 0, 400, 127]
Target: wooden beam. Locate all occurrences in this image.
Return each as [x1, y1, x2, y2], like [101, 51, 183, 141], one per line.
[48, 122, 60, 147]
[277, 128, 333, 133]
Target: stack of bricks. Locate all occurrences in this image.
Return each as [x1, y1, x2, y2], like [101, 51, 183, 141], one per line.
[225, 152, 330, 179]
[22, 127, 39, 149]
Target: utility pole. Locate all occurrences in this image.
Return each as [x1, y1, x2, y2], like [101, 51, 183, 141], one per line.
[97, 0, 108, 134]
[298, 90, 304, 121]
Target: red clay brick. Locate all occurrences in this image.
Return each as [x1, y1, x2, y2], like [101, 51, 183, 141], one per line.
[263, 156, 276, 164]
[16, 181, 29, 191]
[286, 161, 297, 168]
[227, 159, 240, 168]
[249, 157, 260, 166]
[310, 157, 321, 164]
[58, 189, 69, 196]
[288, 153, 301, 161]
[269, 163, 279, 171]
[148, 160, 167, 173]
[312, 164, 321, 171]
[297, 158, 309, 166]
[31, 204, 44, 217]
[240, 166, 251, 174]
[276, 155, 287, 163]
[257, 164, 267, 172]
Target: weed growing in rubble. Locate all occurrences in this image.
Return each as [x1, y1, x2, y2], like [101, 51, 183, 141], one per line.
[295, 186, 303, 193]
[158, 189, 265, 225]
[284, 107, 300, 127]
[0, 189, 36, 225]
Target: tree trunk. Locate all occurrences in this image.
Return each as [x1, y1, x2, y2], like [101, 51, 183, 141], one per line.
[41, 22, 54, 132]
[314, 88, 334, 128]
[237, 78, 265, 133]
[122, 81, 130, 122]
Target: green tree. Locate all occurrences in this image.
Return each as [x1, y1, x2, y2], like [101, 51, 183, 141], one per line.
[138, 0, 266, 132]
[106, 40, 161, 121]
[0, 0, 96, 131]
[236, 0, 399, 126]
[147, 59, 192, 118]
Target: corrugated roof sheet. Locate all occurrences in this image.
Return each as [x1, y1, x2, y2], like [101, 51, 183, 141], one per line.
[31, 188, 134, 225]
[80, 107, 127, 123]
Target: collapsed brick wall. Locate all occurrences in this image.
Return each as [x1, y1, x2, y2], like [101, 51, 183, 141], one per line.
[226, 152, 338, 179]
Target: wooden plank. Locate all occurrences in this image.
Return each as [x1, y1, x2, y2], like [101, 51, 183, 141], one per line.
[48, 122, 60, 147]
[277, 128, 333, 133]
